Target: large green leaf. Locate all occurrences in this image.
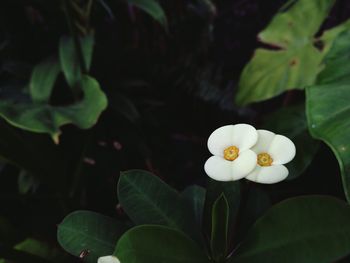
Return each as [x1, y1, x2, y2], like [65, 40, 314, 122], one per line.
[263, 104, 319, 180]
[230, 196, 350, 263]
[235, 0, 350, 106]
[114, 225, 210, 263]
[125, 0, 167, 28]
[306, 30, 350, 202]
[0, 75, 107, 141]
[117, 170, 203, 244]
[57, 210, 127, 263]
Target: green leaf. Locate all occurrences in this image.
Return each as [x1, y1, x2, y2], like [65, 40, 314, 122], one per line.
[59, 34, 94, 88]
[230, 196, 350, 263]
[57, 210, 127, 263]
[14, 238, 67, 262]
[306, 30, 350, 202]
[236, 0, 336, 106]
[29, 57, 61, 103]
[126, 0, 167, 28]
[263, 104, 319, 180]
[0, 75, 107, 140]
[114, 225, 210, 263]
[118, 170, 203, 244]
[181, 185, 206, 227]
[210, 194, 229, 262]
[203, 179, 240, 235]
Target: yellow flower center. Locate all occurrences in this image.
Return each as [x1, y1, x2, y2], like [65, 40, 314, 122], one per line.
[257, 153, 273, 166]
[223, 146, 239, 161]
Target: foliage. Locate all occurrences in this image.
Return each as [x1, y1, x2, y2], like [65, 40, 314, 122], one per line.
[0, 0, 350, 262]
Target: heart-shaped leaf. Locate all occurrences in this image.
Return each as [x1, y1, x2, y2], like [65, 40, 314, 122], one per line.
[235, 0, 350, 106]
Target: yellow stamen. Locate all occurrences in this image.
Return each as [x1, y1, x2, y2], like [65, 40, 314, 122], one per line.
[257, 153, 273, 166]
[224, 146, 239, 161]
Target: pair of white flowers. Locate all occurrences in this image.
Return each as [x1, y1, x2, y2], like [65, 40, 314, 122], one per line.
[204, 124, 296, 184]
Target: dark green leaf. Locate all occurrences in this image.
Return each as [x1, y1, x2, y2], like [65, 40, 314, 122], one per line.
[231, 196, 350, 263]
[59, 35, 94, 88]
[29, 58, 60, 103]
[263, 104, 319, 180]
[114, 225, 210, 263]
[118, 170, 203, 244]
[126, 0, 167, 28]
[57, 210, 127, 263]
[306, 30, 350, 202]
[236, 0, 342, 105]
[181, 185, 206, 227]
[210, 194, 229, 262]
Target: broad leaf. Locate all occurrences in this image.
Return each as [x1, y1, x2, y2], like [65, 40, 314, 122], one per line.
[210, 194, 229, 262]
[126, 0, 167, 28]
[235, 0, 350, 106]
[181, 185, 206, 227]
[117, 170, 203, 244]
[59, 35, 94, 88]
[306, 30, 350, 202]
[264, 104, 319, 180]
[57, 210, 127, 263]
[114, 225, 210, 263]
[231, 196, 350, 263]
[0, 75, 107, 141]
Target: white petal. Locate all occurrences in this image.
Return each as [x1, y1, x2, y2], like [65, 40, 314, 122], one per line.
[207, 124, 258, 156]
[98, 256, 120, 263]
[251, 130, 275, 154]
[204, 156, 234, 181]
[207, 125, 235, 157]
[245, 165, 288, 184]
[268, 134, 296, 165]
[230, 149, 257, 179]
[230, 124, 258, 151]
[204, 150, 257, 181]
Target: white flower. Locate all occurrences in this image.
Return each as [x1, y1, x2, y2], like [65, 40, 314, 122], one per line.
[98, 255, 120, 263]
[245, 129, 296, 184]
[204, 124, 258, 181]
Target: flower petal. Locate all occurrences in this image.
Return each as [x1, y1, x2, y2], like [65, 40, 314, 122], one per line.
[251, 129, 275, 154]
[204, 150, 257, 181]
[98, 256, 120, 263]
[207, 125, 235, 156]
[204, 156, 234, 181]
[268, 134, 296, 165]
[245, 165, 288, 184]
[207, 124, 258, 156]
[230, 149, 257, 179]
[231, 124, 258, 151]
